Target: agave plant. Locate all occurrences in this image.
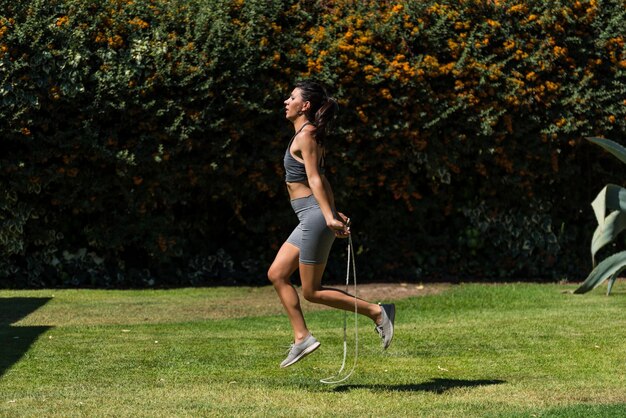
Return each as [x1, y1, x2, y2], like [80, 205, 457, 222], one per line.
[575, 137, 626, 295]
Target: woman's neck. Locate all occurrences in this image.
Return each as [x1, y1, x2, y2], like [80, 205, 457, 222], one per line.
[293, 117, 311, 133]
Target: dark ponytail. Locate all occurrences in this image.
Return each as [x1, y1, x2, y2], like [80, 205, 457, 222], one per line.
[295, 80, 337, 146]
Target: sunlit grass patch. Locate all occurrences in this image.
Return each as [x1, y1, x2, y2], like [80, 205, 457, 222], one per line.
[2, 282, 626, 417]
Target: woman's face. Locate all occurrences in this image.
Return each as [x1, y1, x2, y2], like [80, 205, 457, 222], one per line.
[284, 88, 308, 121]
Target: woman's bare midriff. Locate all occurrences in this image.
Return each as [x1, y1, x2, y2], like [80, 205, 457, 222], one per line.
[286, 181, 313, 200]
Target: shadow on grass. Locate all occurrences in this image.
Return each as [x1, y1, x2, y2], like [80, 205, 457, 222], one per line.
[334, 378, 506, 394]
[0, 297, 52, 378]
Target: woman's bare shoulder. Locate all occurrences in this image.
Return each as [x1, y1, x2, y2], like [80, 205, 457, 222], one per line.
[294, 126, 317, 149]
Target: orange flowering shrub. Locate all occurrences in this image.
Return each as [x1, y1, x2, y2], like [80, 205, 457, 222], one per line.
[1, 0, 625, 286]
[289, 0, 626, 279]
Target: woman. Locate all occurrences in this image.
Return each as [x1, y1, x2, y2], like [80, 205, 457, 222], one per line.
[268, 81, 395, 368]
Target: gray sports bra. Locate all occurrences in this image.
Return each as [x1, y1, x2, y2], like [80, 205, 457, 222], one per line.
[284, 122, 325, 183]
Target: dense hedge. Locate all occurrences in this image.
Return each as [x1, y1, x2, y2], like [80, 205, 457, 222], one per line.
[1, 0, 625, 287]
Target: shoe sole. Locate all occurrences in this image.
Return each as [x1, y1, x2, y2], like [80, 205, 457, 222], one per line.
[280, 341, 321, 368]
[383, 304, 395, 350]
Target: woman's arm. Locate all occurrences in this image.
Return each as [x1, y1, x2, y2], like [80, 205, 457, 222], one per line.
[298, 131, 333, 222]
[321, 175, 336, 213]
[323, 175, 350, 232]
[297, 131, 349, 235]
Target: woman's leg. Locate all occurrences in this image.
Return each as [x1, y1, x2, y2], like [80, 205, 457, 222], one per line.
[299, 262, 383, 324]
[267, 242, 310, 343]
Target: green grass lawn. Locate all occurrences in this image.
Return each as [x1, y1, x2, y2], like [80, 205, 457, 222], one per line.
[2, 282, 626, 417]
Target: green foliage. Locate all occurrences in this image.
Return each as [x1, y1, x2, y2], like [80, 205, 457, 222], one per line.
[575, 250, 626, 294]
[576, 137, 626, 295]
[1, 0, 626, 286]
[291, 0, 626, 280]
[590, 183, 626, 265]
[1, 0, 293, 286]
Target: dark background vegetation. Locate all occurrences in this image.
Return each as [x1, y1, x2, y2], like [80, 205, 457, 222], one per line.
[1, 0, 625, 287]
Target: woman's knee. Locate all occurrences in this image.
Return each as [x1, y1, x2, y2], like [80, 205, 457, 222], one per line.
[302, 287, 322, 303]
[267, 266, 279, 284]
[268, 265, 288, 285]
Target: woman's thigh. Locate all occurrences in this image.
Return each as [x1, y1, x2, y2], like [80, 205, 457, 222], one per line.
[299, 207, 335, 265]
[268, 242, 300, 283]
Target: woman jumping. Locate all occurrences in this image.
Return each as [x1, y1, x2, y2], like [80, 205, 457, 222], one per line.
[267, 80, 395, 368]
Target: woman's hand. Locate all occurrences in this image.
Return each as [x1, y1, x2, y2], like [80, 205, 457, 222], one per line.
[327, 212, 351, 238]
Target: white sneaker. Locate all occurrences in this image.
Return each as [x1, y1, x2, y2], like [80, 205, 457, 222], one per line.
[375, 304, 395, 350]
[280, 334, 320, 368]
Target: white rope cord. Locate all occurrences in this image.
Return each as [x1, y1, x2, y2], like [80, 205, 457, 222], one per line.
[320, 233, 358, 384]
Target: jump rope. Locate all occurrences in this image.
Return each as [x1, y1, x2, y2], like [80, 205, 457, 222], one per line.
[319, 227, 359, 384]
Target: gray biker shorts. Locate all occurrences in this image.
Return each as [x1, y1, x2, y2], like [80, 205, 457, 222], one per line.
[286, 195, 336, 265]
